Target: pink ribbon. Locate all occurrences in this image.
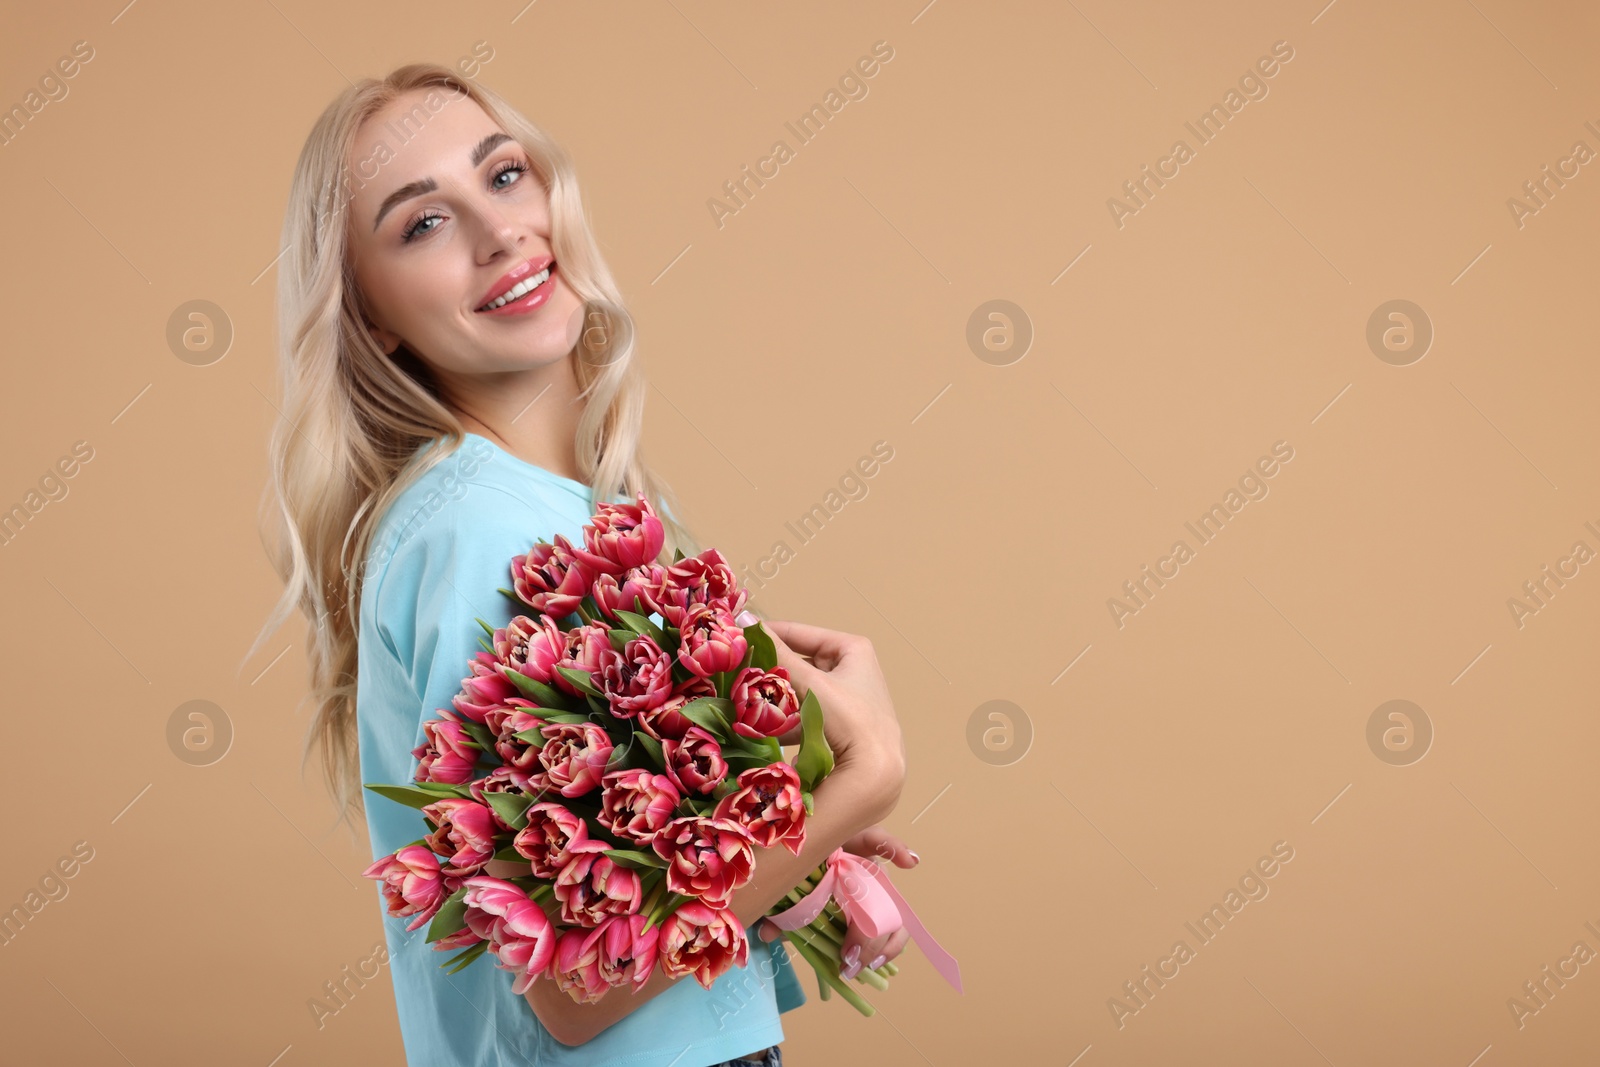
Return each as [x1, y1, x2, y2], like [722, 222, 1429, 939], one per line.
[765, 847, 963, 993]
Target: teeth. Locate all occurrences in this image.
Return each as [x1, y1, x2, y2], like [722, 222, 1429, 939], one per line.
[481, 268, 551, 310]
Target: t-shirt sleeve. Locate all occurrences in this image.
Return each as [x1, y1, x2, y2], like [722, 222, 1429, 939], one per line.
[371, 481, 559, 768]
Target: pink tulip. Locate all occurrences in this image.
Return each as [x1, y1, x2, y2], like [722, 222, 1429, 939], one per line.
[459, 876, 558, 996]
[412, 718, 479, 785]
[513, 802, 594, 879]
[431, 924, 483, 951]
[637, 676, 716, 742]
[511, 534, 594, 620]
[572, 493, 666, 577]
[551, 622, 614, 697]
[591, 562, 668, 622]
[658, 901, 749, 990]
[676, 604, 748, 677]
[661, 726, 727, 796]
[470, 766, 543, 836]
[493, 614, 571, 694]
[483, 702, 548, 775]
[657, 548, 748, 628]
[554, 848, 643, 928]
[712, 763, 807, 856]
[596, 635, 673, 718]
[728, 666, 801, 740]
[593, 912, 661, 994]
[650, 816, 755, 908]
[452, 652, 521, 723]
[536, 721, 613, 798]
[363, 845, 449, 932]
[420, 798, 498, 876]
[599, 768, 681, 844]
[549, 925, 612, 1004]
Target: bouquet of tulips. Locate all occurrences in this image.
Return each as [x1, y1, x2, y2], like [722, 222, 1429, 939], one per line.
[362, 493, 909, 1013]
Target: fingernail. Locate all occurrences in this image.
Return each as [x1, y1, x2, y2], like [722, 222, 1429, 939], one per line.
[908, 850, 920, 864]
[735, 610, 758, 627]
[869, 954, 886, 970]
[841, 958, 861, 979]
[841, 944, 860, 978]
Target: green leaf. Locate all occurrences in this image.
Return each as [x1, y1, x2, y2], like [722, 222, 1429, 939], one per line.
[555, 666, 603, 698]
[502, 668, 569, 709]
[366, 784, 464, 810]
[606, 628, 634, 652]
[476, 617, 497, 638]
[678, 697, 733, 739]
[614, 609, 668, 646]
[497, 586, 525, 609]
[439, 939, 489, 975]
[602, 848, 669, 870]
[477, 636, 494, 655]
[672, 547, 685, 563]
[744, 621, 777, 671]
[793, 689, 834, 792]
[427, 886, 469, 942]
[484, 791, 533, 831]
[492, 843, 528, 862]
[459, 721, 496, 752]
[415, 781, 474, 796]
[632, 731, 665, 769]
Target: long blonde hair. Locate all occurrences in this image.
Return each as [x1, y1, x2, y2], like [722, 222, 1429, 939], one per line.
[249, 63, 702, 833]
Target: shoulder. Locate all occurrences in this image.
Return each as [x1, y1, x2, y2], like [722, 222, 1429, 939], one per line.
[362, 437, 592, 597]
[357, 438, 600, 658]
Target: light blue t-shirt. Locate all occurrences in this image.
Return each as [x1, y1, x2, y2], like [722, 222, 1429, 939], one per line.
[356, 432, 804, 1067]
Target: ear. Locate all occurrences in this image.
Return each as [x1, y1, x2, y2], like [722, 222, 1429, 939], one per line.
[366, 318, 402, 356]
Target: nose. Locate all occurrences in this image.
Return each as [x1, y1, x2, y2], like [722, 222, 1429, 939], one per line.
[466, 193, 524, 265]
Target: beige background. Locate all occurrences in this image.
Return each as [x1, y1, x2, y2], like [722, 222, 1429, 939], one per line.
[2, 0, 1597, 1063]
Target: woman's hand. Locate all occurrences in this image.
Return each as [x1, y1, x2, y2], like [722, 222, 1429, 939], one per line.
[753, 616, 907, 789]
[755, 825, 920, 976]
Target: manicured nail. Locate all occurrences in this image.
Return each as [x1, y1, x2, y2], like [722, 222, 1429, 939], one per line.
[907, 850, 920, 864]
[841, 945, 860, 978]
[868, 954, 886, 970]
[735, 610, 758, 627]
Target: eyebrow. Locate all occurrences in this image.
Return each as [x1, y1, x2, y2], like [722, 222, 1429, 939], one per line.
[371, 132, 515, 232]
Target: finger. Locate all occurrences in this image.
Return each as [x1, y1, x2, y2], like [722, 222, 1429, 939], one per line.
[870, 928, 912, 969]
[763, 619, 858, 673]
[756, 918, 780, 943]
[847, 828, 919, 868]
[758, 622, 823, 691]
[839, 927, 892, 980]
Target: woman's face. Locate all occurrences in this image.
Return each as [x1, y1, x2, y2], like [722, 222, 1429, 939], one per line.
[345, 88, 583, 380]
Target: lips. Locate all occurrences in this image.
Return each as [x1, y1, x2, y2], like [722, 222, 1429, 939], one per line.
[475, 255, 556, 312]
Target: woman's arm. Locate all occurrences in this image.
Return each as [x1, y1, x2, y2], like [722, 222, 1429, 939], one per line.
[525, 746, 904, 1046]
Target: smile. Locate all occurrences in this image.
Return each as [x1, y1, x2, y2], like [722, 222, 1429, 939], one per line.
[475, 259, 558, 315]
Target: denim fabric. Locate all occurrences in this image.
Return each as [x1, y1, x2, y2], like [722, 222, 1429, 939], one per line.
[710, 1045, 781, 1067]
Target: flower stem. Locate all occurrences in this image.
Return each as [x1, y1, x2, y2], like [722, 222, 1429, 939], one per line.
[783, 931, 875, 1016]
[783, 924, 890, 991]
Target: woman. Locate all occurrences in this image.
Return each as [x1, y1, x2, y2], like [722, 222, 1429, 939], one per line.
[254, 62, 916, 1066]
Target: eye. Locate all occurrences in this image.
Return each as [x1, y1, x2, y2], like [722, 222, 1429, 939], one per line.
[490, 156, 529, 190]
[400, 209, 444, 243]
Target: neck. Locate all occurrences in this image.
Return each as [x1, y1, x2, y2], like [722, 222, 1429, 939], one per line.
[440, 353, 587, 482]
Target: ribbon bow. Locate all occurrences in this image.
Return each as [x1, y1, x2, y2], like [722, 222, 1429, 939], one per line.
[766, 846, 963, 993]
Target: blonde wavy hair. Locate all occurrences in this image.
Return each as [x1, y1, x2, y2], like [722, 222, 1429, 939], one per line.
[248, 62, 709, 833]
